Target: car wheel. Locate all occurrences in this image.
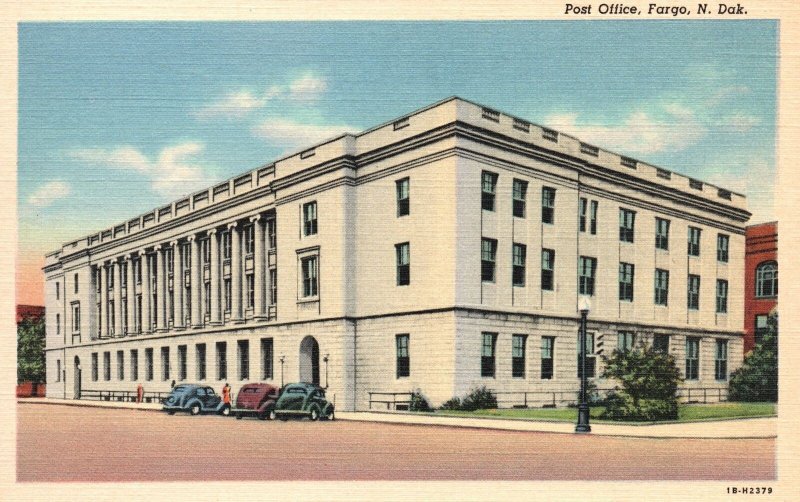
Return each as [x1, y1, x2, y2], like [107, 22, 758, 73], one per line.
[309, 406, 320, 421]
[258, 409, 268, 421]
[268, 408, 277, 421]
[236, 413, 243, 420]
[168, 411, 176, 416]
[279, 416, 288, 421]
[327, 409, 335, 421]
[190, 404, 201, 416]
[221, 405, 231, 417]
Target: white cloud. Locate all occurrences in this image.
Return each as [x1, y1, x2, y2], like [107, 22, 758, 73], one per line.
[722, 114, 761, 133]
[194, 90, 269, 120]
[287, 74, 328, 102]
[702, 154, 775, 224]
[251, 118, 355, 152]
[706, 85, 750, 108]
[69, 142, 212, 198]
[27, 181, 71, 207]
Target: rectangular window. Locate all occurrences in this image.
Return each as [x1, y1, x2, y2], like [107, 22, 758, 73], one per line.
[755, 315, 769, 345]
[512, 179, 527, 218]
[246, 274, 255, 309]
[396, 177, 410, 217]
[91, 352, 98, 381]
[655, 218, 670, 250]
[717, 234, 729, 263]
[223, 231, 232, 260]
[619, 262, 635, 302]
[201, 238, 210, 265]
[481, 332, 497, 377]
[481, 238, 497, 282]
[512, 243, 526, 287]
[244, 225, 255, 255]
[145, 348, 153, 381]
[579, 197, 587, 232]
[108, 300, 115, 335]
[688, 226, 701, 256]
[654, 269, 669, 306]
[715, 339, 728, 381]
[165, 250, 172, 275]
[56, 282, 60, 300]
[688, 274, 701, 310]
[267, 219, 276, 250]
[204, 282, 211, 318]
[72, 303, 80, 333]
[260, 338, 273, 380]
[224, 278, 232, 312]
[716, 279, 728, 314]
[541, 249, 555, 291]
[578, 257, 597, 296]
[117, 350, 124, 380]
[130, 349, 138, 381]
[617, 332, 635, 352]
[541, 186, 556, 224]
[303, 201, 318, 236]
[74, 273, 79, 293]
[301, 256, 318, 297]
[685, 337, 700, 380]
[481, 171, 498, 211]
[589, 200, 598, 235]
[619, 208, 636, 243]
[178, 345, 187, 381]
[108, 265, 114, 289]
[161, 346, 170, 381]
[103, 351, 111, 381]
[216, 341, 227, 380]
[196, 343, 207, 381]
[396, 242, 410, 286]
[56, 359, 61, 382]
[269, 269, 277, 305]
[540, 336, 554, 379]
[512, 334, 526, 378]
[577, 333, 596, 378]
[238, 340, 249, 381]
[653, 335, 670, 354]
[396, 334, 410, 378]
[56, 313, 60, 335]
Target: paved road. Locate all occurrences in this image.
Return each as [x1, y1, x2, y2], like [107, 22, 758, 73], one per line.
[17, 403, 775, 482]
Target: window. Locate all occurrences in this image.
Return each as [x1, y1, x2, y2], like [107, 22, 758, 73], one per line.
[267, 219, 276, 250]
[717, 234, 729, 263]
[685, 337, 700, 380]
[130, 350, 138, 381]
[512, 334, 526, 378]
[619, 262, 635, 301]
[755, 261, 778, 298]
[716, 279, 728, 314]
[238, 340, 249, 380]
[224, 279, 232, 312]
[396, 242, 410, 286]
[103, 352, 111, 381]
[579, 197, 587, 232]
[201, 238, 210, 266]
[246, 274, 254, 309]
[541, 249, 555, 291]
[396, 334, 410, 378]
[161, 347, 170, 381]
[481, 171, 498, 211]
[108, 300, 115, 335]
[617, 332, 635, 352]
[196, 343, 207, 381]
[619, 208, 635, 243]
[301, 256, 318, 297]
[577, 333, 596, 378]
[244, 225, 255, 255]
[578, 257, 597, 296]
[91, 353, 98, 381]
[513, 179, 527, 218]
[164, 250, 172, 276]
[108, 266, 114, 289]
[653, 335, 670, 354]
[56, 282, 60, 300]
[540, 336, 554, 379]
[512, 243, 526, 287]
[755, 315, 769, 345]
[688, 227, 701, 256]
[178, 345, 187, 381]
[261, 338, 273, 380]
[589, 201, 598, 235]
[136, 258, 142, 284]
[71, 303, 80, 333]
[654, 269, 669, 306]
[216, 342, 227, 380]
[481, 238, 497, 282]
[269, 269, 277, 305]
[655, 218, 670, 250]
[481, 333, 497, 377]
[223, 231, 232, 260]
[117, 350, 124, 380]
[715, 339, 728, 381]
[74, 273, 79, 293]
[56, 359, 61, 382]
[145, 348, 153, 381]
[56, 314, 60, 335]
[541, 187, 556, 224]
[396, 178, 410, 216]
[687, 275, 701, 310]
[303, 201, 318, 236]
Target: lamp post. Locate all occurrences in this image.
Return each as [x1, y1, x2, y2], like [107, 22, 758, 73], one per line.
[576, 295, 591, 433]
[323, 354, 329, 389]
[279, 355, 285, 388]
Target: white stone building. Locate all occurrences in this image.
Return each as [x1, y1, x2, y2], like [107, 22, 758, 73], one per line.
[44, 97, 749, 409]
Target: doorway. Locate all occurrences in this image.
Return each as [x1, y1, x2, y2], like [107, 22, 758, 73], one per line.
[73, 355, 82, 399]
[299, 336, 320, 385]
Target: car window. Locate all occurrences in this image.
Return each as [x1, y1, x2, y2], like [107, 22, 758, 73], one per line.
[243, 388, 258, 393]
[206, 388, 216, 396]
[195, 388, 206, 396]
[287, 388, 306, 394]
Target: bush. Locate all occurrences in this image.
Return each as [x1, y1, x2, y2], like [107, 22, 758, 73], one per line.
[602, 393, 678, 421]
[409, 390, 432, 412]
[439, 386, 497, 411]
[729, 313, 778, 402]
[439, 397, 462, 411]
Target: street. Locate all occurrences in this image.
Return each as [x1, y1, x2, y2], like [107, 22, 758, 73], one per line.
[17, 403, 775, 482]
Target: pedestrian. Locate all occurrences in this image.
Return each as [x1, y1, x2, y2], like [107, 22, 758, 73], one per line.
[171, 380, 176, 389]
[222, 382, 232, 407]
[136, 383, 143, 404]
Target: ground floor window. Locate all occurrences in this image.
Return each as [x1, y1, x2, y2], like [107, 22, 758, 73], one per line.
[617, 331, 635, 352]
[91, 352, 98, 381]
[755, 314, 769, 345]
[540, 336, 554, 379]
[145, 348, 153, 381]
[715, 339, 728, 381]
[396, 334, 410, 378]
[196, 343, 206, 381]
[161, 347, 170, 381]
[178, 345, 187, 381]
[238, 340, 249, 380]
[260, 338, 273, 380]
[653, 334, 670, 354]
[685, 337, 700, 380]
[216, 341, 227, 381]
[481, 332, 497, 377]
[103, 351, 111, 381]
[130, 349, 138, 381]
[577, 333, 596, 379]
[117, 350, 124, 380]
[512, 334, 526, 378]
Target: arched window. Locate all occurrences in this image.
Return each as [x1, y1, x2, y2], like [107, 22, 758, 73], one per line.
[756, 261, 778, 298]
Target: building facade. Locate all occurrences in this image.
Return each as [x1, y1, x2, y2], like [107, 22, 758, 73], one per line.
[743, 222, 777, 353]
[44, 98, 750, 409]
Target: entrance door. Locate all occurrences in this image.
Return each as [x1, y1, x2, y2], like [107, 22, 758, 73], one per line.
[73, 356, 82, 399]
[299, 336, 320, 385]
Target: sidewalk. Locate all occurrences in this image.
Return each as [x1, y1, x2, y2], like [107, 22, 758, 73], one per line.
[18, 398, 776, 439]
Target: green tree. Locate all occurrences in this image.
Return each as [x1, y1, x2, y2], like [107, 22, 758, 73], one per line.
[17, 315, 46, 384]
[600, 343, 681, 421]
[729, 313, 778, 402]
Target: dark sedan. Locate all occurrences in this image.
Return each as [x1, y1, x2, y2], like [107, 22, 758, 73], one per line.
[162, 384, 231, 416]
[274, 382, 335, 421]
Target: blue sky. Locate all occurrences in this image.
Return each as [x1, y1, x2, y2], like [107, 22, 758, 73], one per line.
[18, 21, 777, 303]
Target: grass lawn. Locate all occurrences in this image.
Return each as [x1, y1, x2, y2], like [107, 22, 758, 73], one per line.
[432, 402, 775, 423]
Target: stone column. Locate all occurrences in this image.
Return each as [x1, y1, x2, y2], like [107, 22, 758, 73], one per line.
[252, 214, 266, 318]
[113, 260, 123, 336]
[209, 228, 221, 325]
[156, 245, 168, 331]
[125, 254, 135, 335]
[171, 240, 184, 330]
[190, 235, 202, 328]
[230, 222, 243, 322]
[141, 250, 151, 333]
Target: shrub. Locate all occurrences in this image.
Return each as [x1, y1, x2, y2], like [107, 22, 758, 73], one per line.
[439, 397, 462, 411]
[729, 313, 778, 402]
[461, 386, 498, 411]
[409, 390, 433, 412]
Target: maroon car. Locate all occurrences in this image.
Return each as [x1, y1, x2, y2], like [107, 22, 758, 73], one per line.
[232, 383, 280, 420]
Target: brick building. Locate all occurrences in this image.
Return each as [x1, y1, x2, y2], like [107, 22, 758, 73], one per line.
[743, 222, 778, 353]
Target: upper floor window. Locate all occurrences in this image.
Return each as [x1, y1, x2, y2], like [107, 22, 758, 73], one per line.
[481, 238, 498, 282]
[55, 282, 60, 300]
[165, 249, 173, 275]
[201, 238, 211, 265]
[619, 208, 635, 243]
[655, 218, 670, 250]
[301, 256, 318, 297]
[716, 279, 728, 314]
[267, 219, 277, 250]
[303, 201, 318, 236]
[223, 231, 232, 260]
[244, 225, 255, 255]
[688, 226, 701, 257]
[589, 200, 598, 235]
[717, 234, 729, 263]
[71, 302, 80, 333]
[512, 243, 526, 287]
[619, 262, 635, 302]
[512, 179, 527, 218]
[396, 242, 410, 286]
[578, 256, 597, 296]
[481, 171, 498, 211]
[755, 261, 777, 298]
[541, 187, 556, 224]
[541, 249, 555, 291]
[74, 273, 79, 294]
[687, 274, 701, 310]
[396, 178, 410, 217]
[654, 269, 669, 306]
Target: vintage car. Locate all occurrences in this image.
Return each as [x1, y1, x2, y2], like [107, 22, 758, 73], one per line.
[162, 384, 231, 416]
[232, 382, 280, 420]
[273, 382, 335, 421]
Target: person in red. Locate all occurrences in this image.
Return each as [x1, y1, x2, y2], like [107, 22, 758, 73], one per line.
[222, 383, 232, 406]
[136, 383, 143, 404]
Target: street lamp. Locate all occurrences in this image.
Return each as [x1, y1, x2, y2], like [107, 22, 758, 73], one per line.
[576, 295, 592, 433]
[279, 355, 285, 388]
[323, 354, 330, 389]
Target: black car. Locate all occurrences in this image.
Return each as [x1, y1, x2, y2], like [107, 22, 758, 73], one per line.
[162, 384, 231, 416]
